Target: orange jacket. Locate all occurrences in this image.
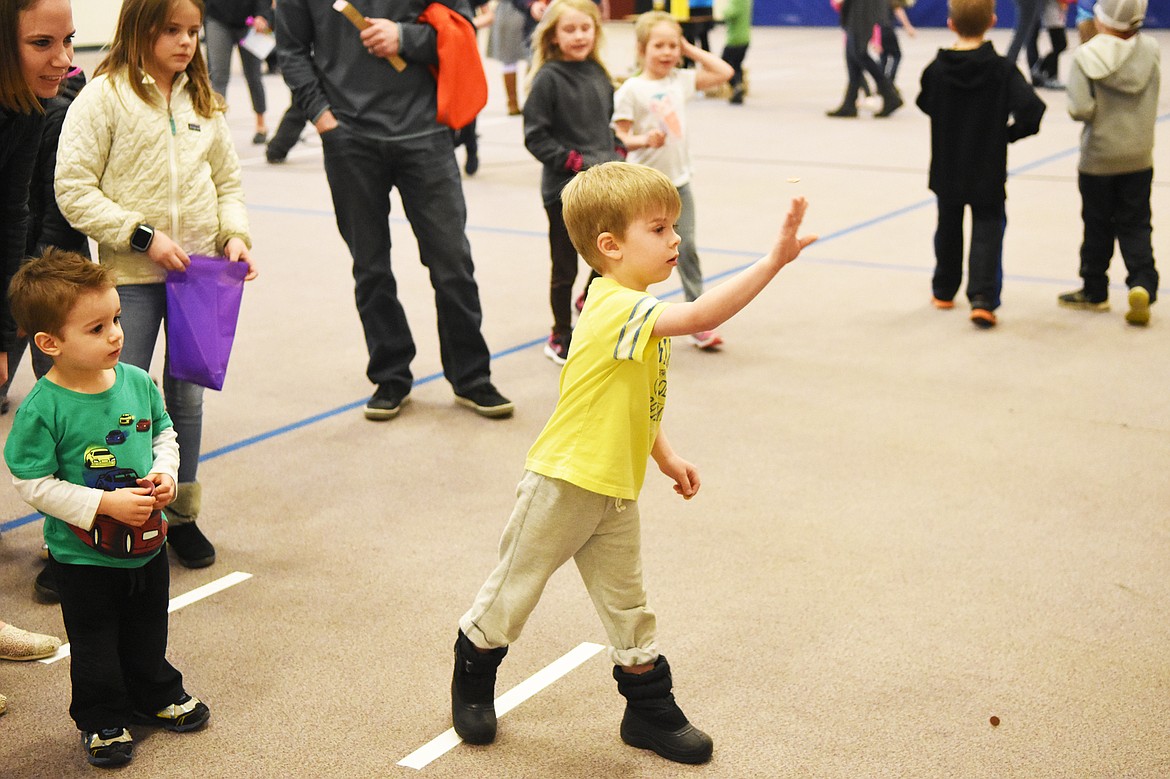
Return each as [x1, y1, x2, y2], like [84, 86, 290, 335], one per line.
[418, 3, 487, 130]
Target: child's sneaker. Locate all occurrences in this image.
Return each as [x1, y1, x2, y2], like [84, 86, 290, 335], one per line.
[931, 297, 955, 310]
[132, 693, 210, 733]
[82, 727, 133, 766]
[970, 308, 997, 329]
[689, 330, 723, 350]
[1125, 286, 1151, 326]
[544, 332, 570, 365]
[1057, 289, 1110, 311]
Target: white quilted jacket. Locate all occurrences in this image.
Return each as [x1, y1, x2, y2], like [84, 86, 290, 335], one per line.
[55, 71, 250, 285]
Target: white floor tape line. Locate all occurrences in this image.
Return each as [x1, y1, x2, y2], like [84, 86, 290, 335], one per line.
[38, 571, 254, 665]
[397, 641, 606, 771]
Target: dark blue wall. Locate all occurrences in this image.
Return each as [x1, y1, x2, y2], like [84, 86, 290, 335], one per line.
[754, 0, 1167, 29]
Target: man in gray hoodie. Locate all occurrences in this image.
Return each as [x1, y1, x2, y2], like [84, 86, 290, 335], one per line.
[1058, 0, 1160, 326]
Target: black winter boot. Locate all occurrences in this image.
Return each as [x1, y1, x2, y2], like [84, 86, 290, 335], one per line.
[613, 656, 713, 764]
[875, 82, 904, 117]
[451, 630, 508, 744]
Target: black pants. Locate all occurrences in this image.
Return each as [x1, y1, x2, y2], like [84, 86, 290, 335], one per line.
[1078, 168, 1159, 303]
[1006, 0, 1043, 64]
[321, 125, 493, 395]
[933, 197, 1006, 309]
[879, 24, 902, 82]
[52, 551, 184, 732]
[722, 44, 748, 89]
[268, 103, 308, 158]
[1027, 26, 1067, 80]
[544, 197, 578, 336]
[842, 30, 893, 104]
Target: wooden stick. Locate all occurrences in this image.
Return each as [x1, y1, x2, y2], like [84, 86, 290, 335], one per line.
[332, 0, 407, 72]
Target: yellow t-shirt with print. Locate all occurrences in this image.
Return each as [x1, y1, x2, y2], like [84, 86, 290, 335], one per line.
[526, 277, 671, 500]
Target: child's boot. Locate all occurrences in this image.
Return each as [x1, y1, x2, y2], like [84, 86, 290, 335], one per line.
[613, 656, 713, 764]
[875, 81, 904, 117]
[166, 482, 215, 568]
[826, 84, 859, 118]
[451, 630, 508, 744]
[503, 72, 521, 116]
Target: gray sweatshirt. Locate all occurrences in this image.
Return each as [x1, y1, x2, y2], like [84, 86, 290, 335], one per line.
[1067, 31, 1161, 176]
[276, 0, 472, 141]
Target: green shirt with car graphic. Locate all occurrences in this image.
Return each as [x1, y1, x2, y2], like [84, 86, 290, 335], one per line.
[5, 363, 174, 568]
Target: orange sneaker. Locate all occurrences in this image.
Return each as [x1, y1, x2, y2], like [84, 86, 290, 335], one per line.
[931, 297, 955, 310]
[970, 308, 997, 329]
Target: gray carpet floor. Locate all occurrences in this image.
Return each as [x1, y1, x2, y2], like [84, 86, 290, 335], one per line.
[0, 24, 1168, 779]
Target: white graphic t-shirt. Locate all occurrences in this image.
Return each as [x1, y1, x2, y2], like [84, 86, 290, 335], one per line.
[613, 68, 698, 187]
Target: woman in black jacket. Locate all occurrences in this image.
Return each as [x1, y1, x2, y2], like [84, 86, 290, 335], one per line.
[0, 69, 89, 415]
[0, 0, 77, 709]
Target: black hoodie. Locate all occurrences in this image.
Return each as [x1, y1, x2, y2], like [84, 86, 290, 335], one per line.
[916, 41, 1046, 205]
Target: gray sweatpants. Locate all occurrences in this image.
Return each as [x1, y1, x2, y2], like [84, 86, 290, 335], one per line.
[459, 471, 659, 667]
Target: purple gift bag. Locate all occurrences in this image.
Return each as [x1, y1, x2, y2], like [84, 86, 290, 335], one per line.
[165, 255, 248, 391]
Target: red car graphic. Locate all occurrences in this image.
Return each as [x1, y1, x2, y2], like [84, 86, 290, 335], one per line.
[69, 510, 166, 559]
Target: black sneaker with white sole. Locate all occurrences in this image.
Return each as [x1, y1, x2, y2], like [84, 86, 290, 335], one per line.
[454, 383, 514, 418]
[365, 385, 411, 421]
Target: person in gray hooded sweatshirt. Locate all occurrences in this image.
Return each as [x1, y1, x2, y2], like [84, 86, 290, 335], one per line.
[1058, 0, 1160, 326]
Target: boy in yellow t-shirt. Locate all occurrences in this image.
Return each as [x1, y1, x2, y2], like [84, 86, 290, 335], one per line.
[452, 162, 816, 765]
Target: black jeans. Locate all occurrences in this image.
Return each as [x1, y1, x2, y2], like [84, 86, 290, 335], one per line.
[321, 125, 493, 395]
[267, 103, 308, 158]
[1006, 0, 1043, 64]
[933, 197, 1006, 309]
[52, 551, 184, 732]
[842, 30, 893, 103]
[1078, 168, 1158, 303]
[722, 44, 748, 89]
[544, 197, 578, 336]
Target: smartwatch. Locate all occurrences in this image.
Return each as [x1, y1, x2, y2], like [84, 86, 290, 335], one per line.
[130, 223, 155, 253]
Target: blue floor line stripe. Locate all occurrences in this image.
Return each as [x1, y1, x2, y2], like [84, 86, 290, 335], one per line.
[5, 125, 1166, 534]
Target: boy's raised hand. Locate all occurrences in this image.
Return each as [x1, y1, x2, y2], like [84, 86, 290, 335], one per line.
[770, 196, 818, 269]
[97, 485, 157, 528]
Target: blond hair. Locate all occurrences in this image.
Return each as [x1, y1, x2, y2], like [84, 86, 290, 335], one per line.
[948, 0, 995, 38]
[561, 162, 681, 272]
[529, 0, 610, 85]
[96, 0, 223, 118]
[9, 248, 116, 338]
[632, 10, 681, 71]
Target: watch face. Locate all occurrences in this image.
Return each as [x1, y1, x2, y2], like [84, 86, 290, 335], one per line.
[132, 225, 153, 252]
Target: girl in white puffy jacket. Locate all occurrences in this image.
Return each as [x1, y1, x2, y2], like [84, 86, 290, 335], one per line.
[56, 0, 258, 569]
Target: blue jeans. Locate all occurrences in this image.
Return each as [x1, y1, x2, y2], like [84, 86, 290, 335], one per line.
[117, 283, 204, 484]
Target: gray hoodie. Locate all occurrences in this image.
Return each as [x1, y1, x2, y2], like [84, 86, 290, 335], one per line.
[1068, 32, 1161, 175]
